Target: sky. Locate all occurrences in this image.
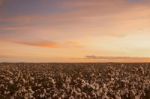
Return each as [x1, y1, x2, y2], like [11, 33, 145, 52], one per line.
[0, 0, 150, 62]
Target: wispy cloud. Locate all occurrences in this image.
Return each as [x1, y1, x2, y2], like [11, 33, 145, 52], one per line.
[13, 40, 60, 48]
[85, 55, 149, 59]
[85, 55, 150, 62]
[1, 38, 84, 49]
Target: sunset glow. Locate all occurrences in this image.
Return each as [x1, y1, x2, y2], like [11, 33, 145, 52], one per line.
[0, 0, 150, 62]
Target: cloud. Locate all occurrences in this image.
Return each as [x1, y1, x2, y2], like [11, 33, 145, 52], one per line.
[86, 55, 146, 59]
[13, 40, 60, 48]
[85, 55, 150, 62]
[1, 38, 83, 49]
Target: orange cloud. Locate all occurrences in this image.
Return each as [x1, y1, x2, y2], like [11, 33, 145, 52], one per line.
[5, 39, 84, 49]
[13, 40, 60, 48]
